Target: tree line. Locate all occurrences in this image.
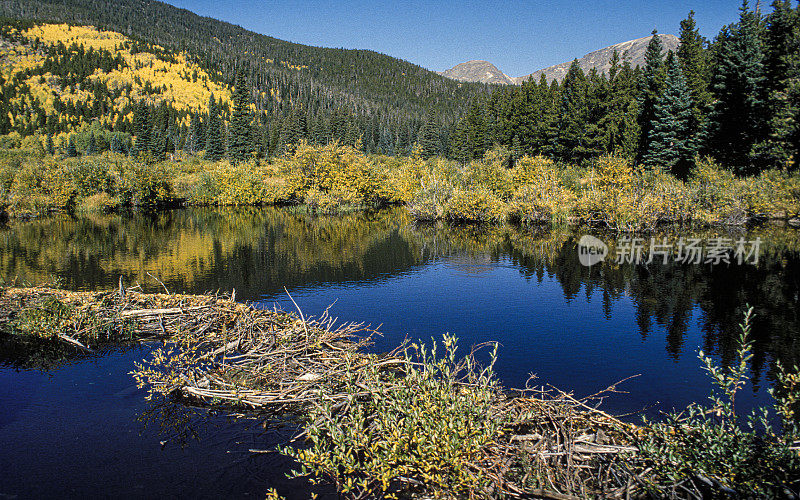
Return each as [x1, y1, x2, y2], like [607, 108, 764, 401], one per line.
[452, 2, 800, 176]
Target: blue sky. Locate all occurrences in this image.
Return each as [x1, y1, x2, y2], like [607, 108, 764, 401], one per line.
[165, 0, 748, 77]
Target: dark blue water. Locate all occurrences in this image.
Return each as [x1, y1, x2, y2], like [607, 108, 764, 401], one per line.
[259, 257, 730, 417]
[0, 343, 325, 499]
[0, 206, 798, 498]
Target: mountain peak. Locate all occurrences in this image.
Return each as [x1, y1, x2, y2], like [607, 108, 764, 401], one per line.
[441, 34, 680, 85]
[516, 33, 680, 84]
[439, 60, 513, 85]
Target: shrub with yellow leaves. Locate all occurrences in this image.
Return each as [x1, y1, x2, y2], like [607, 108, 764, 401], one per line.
[687, 156, 749, 225]
[179, 160, 289, 207]
[281, 141, 379, 211]
[8, 156, 76, 216]
[444, 186, 506, 223]
[742, 169, 800, 219]
[280, 335, 506, 499]
[465, 147, 515, 200]
[374, 153, 426, 204]
[507, 156, 576, 225]
[113, 159, 174, 208]
[78, 192, 120, 213]
[577, 155, 665, 231]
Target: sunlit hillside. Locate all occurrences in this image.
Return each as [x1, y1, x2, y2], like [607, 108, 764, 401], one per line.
[0, 22, 230, 136]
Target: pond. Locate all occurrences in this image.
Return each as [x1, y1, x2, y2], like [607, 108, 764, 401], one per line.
[1, 206, 799, 498]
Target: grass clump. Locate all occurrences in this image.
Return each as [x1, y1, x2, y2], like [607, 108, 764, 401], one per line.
[12, 295, 75, 338]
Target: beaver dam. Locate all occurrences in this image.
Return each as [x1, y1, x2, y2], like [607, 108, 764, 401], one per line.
[1, 286, 798, 499]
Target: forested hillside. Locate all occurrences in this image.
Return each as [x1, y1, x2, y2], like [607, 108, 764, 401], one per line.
[0, 0, 493, 156]
[0, 0, 797, 177]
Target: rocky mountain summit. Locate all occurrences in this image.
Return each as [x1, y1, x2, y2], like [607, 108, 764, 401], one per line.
[439, 60, 514, 85]
[441, 34, 680, 85]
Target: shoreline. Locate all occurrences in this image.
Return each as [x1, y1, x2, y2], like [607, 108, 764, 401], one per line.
[1, 145, 798, 231]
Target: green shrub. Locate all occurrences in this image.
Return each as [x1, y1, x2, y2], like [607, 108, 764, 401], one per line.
[280, 335, 506, 499]
[636, 307, 800, 496]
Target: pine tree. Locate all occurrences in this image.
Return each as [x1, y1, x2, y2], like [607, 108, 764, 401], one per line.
[344, 120, 361, 147]
[677, 10, 712, 153]
[420, 111, 440, 159]
[577, 68, 609, 161]
[378, 129, 393, 155]
[758, 0, 800, 168]
[66, 134, 78, 157]
[184, 120, 196, 153]
[132, 101, 152, 156]
[708, 1, 768, 174]
[150, 123, 167, 160]
[229, 70, 253, 164]
[536, 77, 561, 158]
[637, 30, 666, 164]
[205, 93, 225, 161]
[464, 101, 487, 160]
[604, 55, 640, 158]
[45, 132, 55, 155]
[110, 133, 121, 153]
[450, 119, 470, 164]
[643, 54, 696, 178]
[557, 60, 589, 162]
[86, 131, 97, 155]
[280, 107, 309, 150]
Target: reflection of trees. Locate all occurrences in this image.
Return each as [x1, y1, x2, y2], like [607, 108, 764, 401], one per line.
[0, 332, 135, 371]
[403, 224, 800, 384]
[1, 208, 798, 384]
[0, 207, 418, 299]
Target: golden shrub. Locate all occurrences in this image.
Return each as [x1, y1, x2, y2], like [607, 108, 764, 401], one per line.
[742, 169, 800, 218]
[444, 186, 506, 223]
[9, 157, 76, 215]
[78, 192, 120, 213]
[466, 149, 514, 200]
[578, 155, 661, 231]
[282, 141, 379, 207]
[508, 156, 576, 225]
[687, 157, 748, 225]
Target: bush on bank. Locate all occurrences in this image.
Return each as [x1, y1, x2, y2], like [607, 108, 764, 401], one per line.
[0, 141, 798, 228]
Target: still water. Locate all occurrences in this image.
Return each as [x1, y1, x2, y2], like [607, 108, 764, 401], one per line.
[0, 206, 798, 498]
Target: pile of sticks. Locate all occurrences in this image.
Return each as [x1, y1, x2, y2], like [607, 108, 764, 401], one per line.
[1, 285, 652, 498]
[486, 382, 648, 499]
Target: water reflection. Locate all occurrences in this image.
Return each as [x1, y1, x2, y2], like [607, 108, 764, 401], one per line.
[0, 331, 137, 371]
[0, 207, 798, 402]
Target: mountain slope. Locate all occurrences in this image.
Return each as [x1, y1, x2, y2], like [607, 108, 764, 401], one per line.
[0, 21, 228, 137]
[515, 34, 680, 83]
[0, 0, 504, 157]
[0, 0, 490, 127]
[439, 60, 513, 85]
[441, 34, 680, 85]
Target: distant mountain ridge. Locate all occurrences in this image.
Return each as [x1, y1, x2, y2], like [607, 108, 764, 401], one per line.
[441, 34, 680, 85]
